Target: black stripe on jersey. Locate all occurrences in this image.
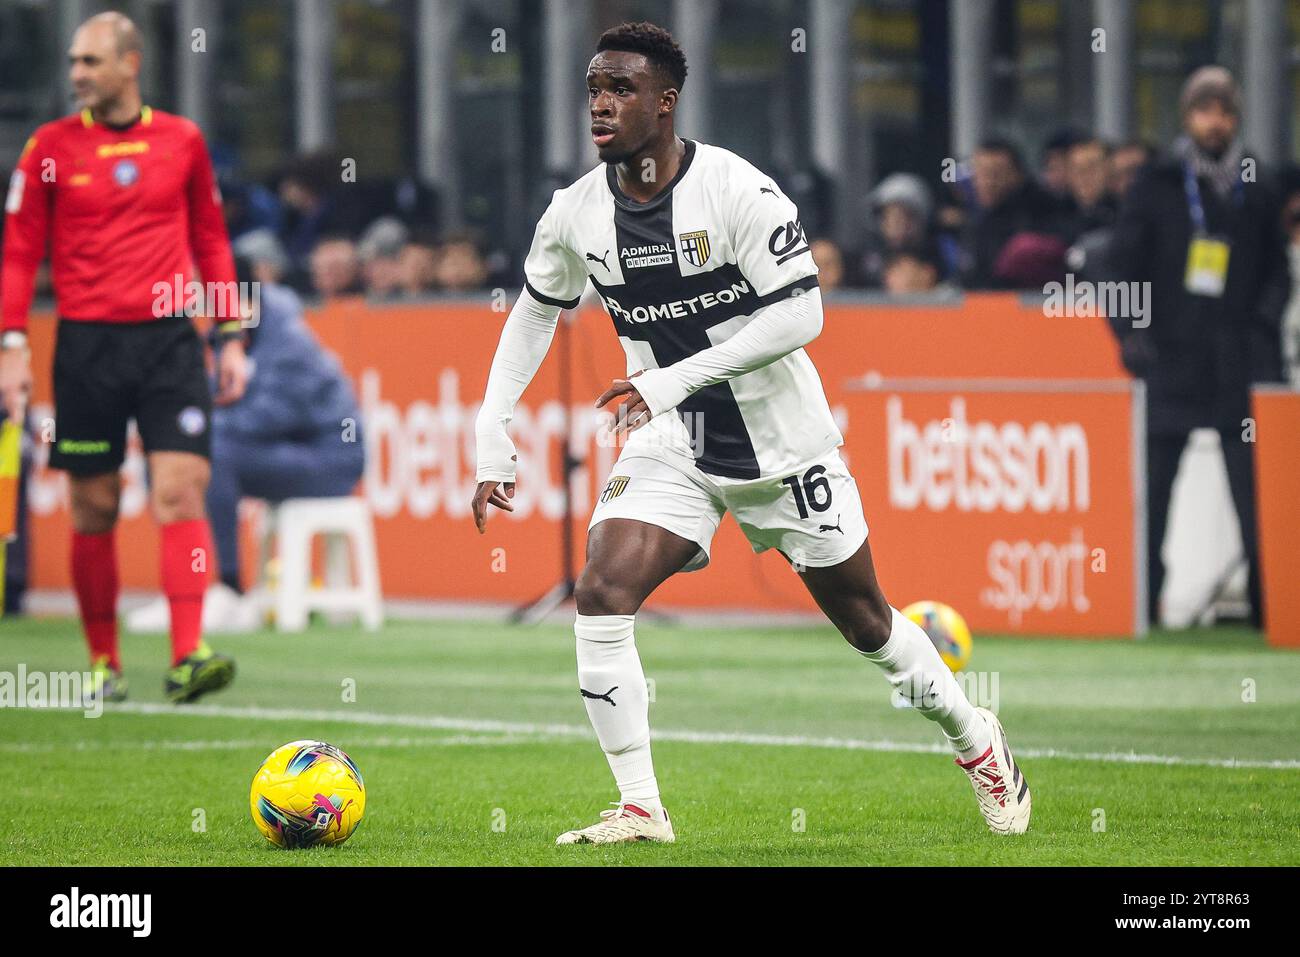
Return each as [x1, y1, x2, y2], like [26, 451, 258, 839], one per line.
[757, 273, 820, 306]
[598, 173, 813, 481]
[606, 140, 697, 212]
[590, 269, 818, 332]
[524, 280, 581, 310]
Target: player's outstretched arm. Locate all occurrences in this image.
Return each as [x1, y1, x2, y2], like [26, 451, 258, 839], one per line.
[471, 287, 564, 533]
[610, 287, 824, 432]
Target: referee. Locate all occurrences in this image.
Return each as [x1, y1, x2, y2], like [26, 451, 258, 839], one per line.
[0, 12, 247, 703]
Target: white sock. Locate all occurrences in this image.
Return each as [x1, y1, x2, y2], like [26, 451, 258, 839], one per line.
[859, 607, 992, 762]
[574, 613, 662, 813]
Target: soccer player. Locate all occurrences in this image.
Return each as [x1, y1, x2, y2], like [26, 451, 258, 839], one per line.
[0, 12, 246, 703]
[472, 22, 1032, 843]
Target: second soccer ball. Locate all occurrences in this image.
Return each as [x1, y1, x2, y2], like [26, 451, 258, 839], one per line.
[901, 600, 972, 672]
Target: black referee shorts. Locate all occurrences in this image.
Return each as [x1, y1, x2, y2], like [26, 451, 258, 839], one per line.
[49, 316, 212, 476]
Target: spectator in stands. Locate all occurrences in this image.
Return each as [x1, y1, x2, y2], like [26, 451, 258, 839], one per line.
[126, 258, 367, 634]
[1110, 139, 1155, 201]
[1064, 137, 1118, 239]
[1039, 127, 1086, 198]
[433, 233, 489, 291]
[217, 166, 283, 242]
[992, 231, 1068, 288]
[1064, 139, 1125, 286]
[961, 138, 1068, 288]
[277, 152, 358, 283]
[398, 239, 439, 297]
[881, 248, 943, 295]
[232, 228, 290, 286]
[358, 216, 409, 300]
[309, 236, 363, 300]
[810, 238, 844, 292]
[858, 173, 938, 288]
[1108, 66, 1288, 629]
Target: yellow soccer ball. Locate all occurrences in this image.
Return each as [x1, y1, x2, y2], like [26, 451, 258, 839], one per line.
[250, 740, 366, 849]
[902, 600, 973, 673]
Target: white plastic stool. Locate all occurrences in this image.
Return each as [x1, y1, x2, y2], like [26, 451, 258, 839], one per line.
[263, 497, 383, 633]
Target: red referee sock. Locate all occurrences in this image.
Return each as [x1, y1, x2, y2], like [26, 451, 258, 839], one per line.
[72, 530, 120, 672]
[161, 519, 212, 665]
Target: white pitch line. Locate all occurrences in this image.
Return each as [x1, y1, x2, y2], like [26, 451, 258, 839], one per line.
[98, 701, 1300, 771]
[0, 733, 538, 754]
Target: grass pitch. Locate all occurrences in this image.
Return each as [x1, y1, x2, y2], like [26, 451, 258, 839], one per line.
[1, 615, 1297, 866]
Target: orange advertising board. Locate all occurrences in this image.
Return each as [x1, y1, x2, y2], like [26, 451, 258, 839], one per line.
[839, 382, 1143, 636]
[1251, 387, 1300, 648]
[21, 293, 1142, 635]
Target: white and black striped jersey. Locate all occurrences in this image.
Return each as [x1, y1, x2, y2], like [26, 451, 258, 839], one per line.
[523, 139, 843, 482]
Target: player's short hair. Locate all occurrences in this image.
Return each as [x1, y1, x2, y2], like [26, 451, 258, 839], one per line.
[596, 21, 688, 91]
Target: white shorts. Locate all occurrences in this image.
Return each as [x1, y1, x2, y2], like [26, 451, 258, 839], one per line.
[588, 445, 869, 572]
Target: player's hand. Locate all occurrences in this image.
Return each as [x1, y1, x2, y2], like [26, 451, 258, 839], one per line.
[214, 339, 249, 406]
[595, 370, 651, 436]
[0, 345, 32, 423]
[471, 478, 515, 534]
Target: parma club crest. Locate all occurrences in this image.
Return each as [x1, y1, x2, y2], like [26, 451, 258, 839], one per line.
[678, 229, 711, 268]
[600, 475, 630, 503]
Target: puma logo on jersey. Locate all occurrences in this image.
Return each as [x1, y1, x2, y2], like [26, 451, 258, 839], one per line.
[759, 185, 777, 196]
[586, 249, 611, 270]
[819, 513, 843, 534]
[580, 686, 619, 706]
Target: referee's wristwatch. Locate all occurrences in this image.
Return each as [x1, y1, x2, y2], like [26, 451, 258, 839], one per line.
[213, 320, 247, 349]
[1, 330, 28, 351]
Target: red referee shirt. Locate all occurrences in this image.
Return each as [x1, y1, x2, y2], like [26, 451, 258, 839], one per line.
[1, 105, 236, 332]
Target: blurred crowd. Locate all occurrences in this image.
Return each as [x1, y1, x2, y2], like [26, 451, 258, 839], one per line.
[211, 120, 1300, 307]
[805, 133, 1162, 295]
[5, 116, 1299, 306]
[219, 151, 506, 301]
[215, 132, 1162, 300]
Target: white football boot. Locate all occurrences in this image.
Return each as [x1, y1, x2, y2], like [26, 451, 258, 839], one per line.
[555, 802, 675, 845]
[956, 707, 1032, 834]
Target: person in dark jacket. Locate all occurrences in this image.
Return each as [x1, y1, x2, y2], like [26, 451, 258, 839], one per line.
[208, 266, 366, 597]
[961, 138, 1070, 288]
[1109, 66, 1289, 629]
[1063, 137, 1119, 241]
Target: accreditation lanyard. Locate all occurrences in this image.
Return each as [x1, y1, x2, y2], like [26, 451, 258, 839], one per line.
[1183, 162, 1240, 297]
